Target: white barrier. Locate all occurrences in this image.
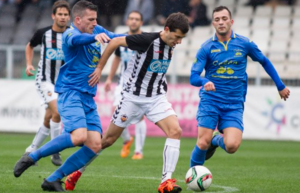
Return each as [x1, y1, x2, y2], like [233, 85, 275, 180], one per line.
[0, 80, 299, 141]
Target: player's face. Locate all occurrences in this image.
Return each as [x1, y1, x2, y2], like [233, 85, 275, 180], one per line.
[78, 9, 97, 34]
[127, 12, 143, 33]
[212, 9, 233, 36]
[165, 27, 186, 47]
[52, 7, 70, 28]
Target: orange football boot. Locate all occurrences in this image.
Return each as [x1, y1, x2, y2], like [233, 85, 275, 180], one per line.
[120, 137, 133, 158]
[132, 152, 143, 160]
[65, 170, 82, 191]
[157, 179, 182, 193]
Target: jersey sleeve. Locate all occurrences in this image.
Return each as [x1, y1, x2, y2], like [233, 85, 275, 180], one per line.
[29, 28, 48, 47]
[63, 29, 96, 47]
[247, 40, 265, 63]
[190, 47, 210, 87]
[94, 25, 126, 40]
[115, 47, 121, 57]
[126, 33, 157, 52]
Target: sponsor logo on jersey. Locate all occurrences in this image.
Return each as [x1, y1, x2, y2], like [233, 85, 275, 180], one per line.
[147, 59, 170, 73]
[211, 49, 221, 53]
[46, 48, 64, 60]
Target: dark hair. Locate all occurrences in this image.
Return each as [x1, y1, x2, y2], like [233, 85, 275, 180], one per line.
[128, 10, 143, 21]
[212, 6, 232, 19]
[52, 0, 71, 15]
[72, 0, 98, 18]
[165, 12, 189, 34]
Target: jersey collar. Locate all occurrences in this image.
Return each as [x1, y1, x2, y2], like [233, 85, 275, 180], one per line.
[70, 23, 81, 33]
[212, 30, 236, 41]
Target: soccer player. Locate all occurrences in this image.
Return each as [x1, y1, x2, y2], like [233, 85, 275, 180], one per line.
[13, 1, 124, 191]
[23, 0, 71, 167]
[104, 11, 147, 160]
[88, 12, 189, 193]
[189, 6, 290, 167]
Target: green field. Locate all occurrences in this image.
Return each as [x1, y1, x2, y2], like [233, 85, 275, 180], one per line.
[0, 133, 299, 193]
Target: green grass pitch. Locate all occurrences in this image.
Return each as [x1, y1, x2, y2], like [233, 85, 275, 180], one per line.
[0, 133, 299, 193]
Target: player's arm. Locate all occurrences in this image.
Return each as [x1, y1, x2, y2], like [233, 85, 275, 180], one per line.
[89, 36, 128, 87]
[104, 55, 121, 92]
[190, 47, 215, 92]
[248, 41, 290, 100]
[95, 25, 126, 40]
[65, 30, 111, 46]
[25, 43, 35, 76]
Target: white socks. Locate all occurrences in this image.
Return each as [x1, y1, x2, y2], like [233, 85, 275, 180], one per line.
[50, 120, 61, 140]
[120, 127, 131, 142]
[79, 150, 102, 173]
[134, 120, 146, 154]
[25, 124, 49, 152]
[161, 138, 180, 183]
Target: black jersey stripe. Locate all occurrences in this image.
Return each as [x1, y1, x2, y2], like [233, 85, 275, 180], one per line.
[133, 43, 154, 96]
[41, 35, 47, 81]
[50, 31, 57, 84]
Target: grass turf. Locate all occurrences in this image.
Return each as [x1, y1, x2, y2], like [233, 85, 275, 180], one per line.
[0, 133, 299, 193]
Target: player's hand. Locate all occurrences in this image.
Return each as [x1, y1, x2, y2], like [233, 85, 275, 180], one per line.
[204, 82, 216, 92]
[104, 79, 112, 92]
[26, 65, 35, 76]
[88, 68, 102, 87]
[95, 33, 111, 45]
[279, 87, 290, 101]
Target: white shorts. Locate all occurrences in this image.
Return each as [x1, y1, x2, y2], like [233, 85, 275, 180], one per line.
[36, 81, 58, 108]
[113, 84, 123, 107]
[112, 93, 176, 128]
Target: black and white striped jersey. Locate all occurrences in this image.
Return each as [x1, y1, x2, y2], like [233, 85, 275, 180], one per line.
[29, 26, 66, 85]
[123, 32, 173, 97]
[115, 45, 134, 87]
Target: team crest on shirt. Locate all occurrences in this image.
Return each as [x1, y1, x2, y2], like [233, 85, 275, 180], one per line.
[121, 114, 128, 122]
[47, 91, 52, 96]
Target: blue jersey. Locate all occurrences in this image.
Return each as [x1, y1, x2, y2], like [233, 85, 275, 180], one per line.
[55, 23, 124, 96]
[191, 31, 284, 103]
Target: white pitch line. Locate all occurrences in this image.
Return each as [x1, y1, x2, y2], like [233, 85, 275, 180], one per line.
[5, 170, 239, 192]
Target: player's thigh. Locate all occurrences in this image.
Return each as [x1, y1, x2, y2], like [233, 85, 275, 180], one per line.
[57, 90, 87, 133]
[197, 100, 219, 130]
[112, 96, 144, 128]
[156, 115, 181, 138]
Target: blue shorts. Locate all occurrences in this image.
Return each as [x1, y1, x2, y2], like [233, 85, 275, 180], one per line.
[196, 99, 244, 132]
[57, 90, 102, 134]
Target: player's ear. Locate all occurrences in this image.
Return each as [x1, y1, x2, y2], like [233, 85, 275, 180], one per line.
[164, 26, 170, 33]
[51, 14, 55, 20]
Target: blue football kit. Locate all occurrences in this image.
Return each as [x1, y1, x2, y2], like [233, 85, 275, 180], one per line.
[55, 23, 124, 134]
[189, 31, 286, 167]
[190, 31, 285, 132]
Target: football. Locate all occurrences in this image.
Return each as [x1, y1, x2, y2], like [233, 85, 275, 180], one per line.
[185, 166, 213, 192]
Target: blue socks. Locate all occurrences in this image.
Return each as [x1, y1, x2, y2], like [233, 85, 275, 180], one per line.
[190, 145, 207, 167]
[47, 145, 96, 182]
[211, 135, 226, 151]
[29, 133, 74, 162]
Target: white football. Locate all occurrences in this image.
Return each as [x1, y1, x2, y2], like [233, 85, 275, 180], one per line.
[185, 166, 213, 192]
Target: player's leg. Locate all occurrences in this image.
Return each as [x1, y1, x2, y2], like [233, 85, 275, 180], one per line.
[25, 108, 52, 153]
[212, 103, 244, 153]
[190, 100, 219, 166]
[145, 95, 181, 193]
[13, 91, 87, 178]
[48, 99, 63, 166]
[132, 117, 146, 160]
[120, 127, 133, 158]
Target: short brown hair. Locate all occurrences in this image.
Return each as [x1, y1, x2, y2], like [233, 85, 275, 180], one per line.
[212, 6, 232, 19]
[72, 0, 98, 19]
[52, 0, 71, 15]
[165, 12, 189, 34]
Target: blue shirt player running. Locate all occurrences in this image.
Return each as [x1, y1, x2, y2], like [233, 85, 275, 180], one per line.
[189, 6, 290, 168]
[13, 1, 124, 191]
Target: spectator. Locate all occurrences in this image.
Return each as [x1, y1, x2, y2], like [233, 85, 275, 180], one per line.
[123, 0, 154, 25]
[187, 0, 210, 28]
[156, 0, 189, 26]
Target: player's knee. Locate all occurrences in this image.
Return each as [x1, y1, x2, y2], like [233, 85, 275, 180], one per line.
[168, 126, 182, 139]
[51, 112, 61, 122]
[226, 142, 240, 154]
[72, 134, 87, 146]
[197, 138, 210, 150]
[87, 141, 102, 153]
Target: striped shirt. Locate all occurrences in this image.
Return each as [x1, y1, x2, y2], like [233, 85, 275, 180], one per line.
[123, 32, 173, 97]
[29, 26, 65, 85]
